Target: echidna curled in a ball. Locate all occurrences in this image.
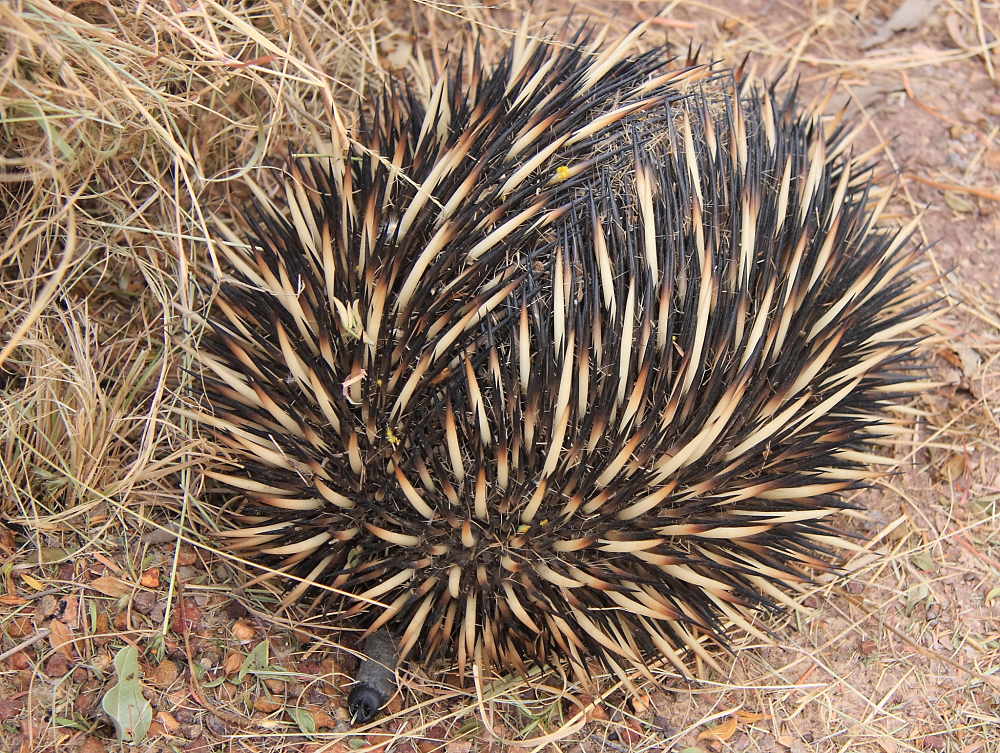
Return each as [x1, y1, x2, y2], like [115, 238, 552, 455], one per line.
[193, 24, 934, 711]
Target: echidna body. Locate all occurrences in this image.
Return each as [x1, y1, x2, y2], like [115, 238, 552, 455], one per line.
[194, 27, 931, 687]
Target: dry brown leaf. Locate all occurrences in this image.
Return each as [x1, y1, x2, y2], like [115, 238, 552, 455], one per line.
[618, 718, 643, 746]
[147, 659, 178, 687]
[88, 576, 131, 598]
[7, 616, 32, 638]
[48, 618, 75, 660]
[585, 701, 609, 722]
[93, 612, 112, 644]
[232, 619, 256, 642]
[735, 710, 771, 723]
[156, 711, 180, 733]
[61, 595, 79, 627]
[0, 526, 15, 555]
[253, 696, 282, 713]
[20, 573, 45, 591]
[310, 708, 337, 729]
[630, 692, 651, 714]
[171, 599, 202, 634]
[698, 716, 739, 742]
[139, 568, 160, 588]
[6, 651, 30, 670]
[77, 736, 108, 753]
[45, 652, 72, 677]
[223, 652, 242, 675]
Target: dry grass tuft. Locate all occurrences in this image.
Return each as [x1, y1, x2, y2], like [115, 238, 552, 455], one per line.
[1, 1, 999, 752]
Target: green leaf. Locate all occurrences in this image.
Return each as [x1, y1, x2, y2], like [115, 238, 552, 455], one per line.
[288, 707, 316, 736]
[52, 717, 88, 731]
[986, 586, 1000, 605]
[101, 645, 153, 742]
[911, 552, 935, 572]
[238, 640, 269, 684]
[904, 582, 931, 616]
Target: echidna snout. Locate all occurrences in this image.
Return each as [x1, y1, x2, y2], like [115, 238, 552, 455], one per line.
[194, 22, 933, 694]
[348, 629, 398, 724]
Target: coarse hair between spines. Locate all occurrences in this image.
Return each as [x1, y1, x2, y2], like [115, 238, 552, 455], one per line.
[191, 18, 936, 688]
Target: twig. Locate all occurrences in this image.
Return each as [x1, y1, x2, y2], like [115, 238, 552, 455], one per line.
[0, 628, 51, 663]
[906, 173, 1000, 203]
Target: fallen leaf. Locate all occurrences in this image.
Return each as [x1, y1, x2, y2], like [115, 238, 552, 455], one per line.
[147, 659, 178, 688]
[223, 652, 242, 675]
[6, 651, 30, 670]
[77, 735, 107, 753]
[618, 717, 643, 746]
[944, 191, 975, 213]
[232, 619, 256, 642]
[171, 599, 202, 634]
[0, 525, 14, 554]
[88, 576, 131, 598]
[156, 710, 180, 733]
[311, 708, 337, 729]
[7, 616, 32, 638]
[238, 641, 269, 683]
[861, 0, 940, 50]
[45, 652, 71, 677]
[139, 568, 160, 588]
[698, 716, 739, 742]
[101, 645, 153, 743]
[48, 619, 75, 660]
[0, 697, 25, 721]
[911, 552, 936, 572]
[735, 710, 771, 723]
[93, 612, 112, 645]
[20, 573, 45, 591]
[288, 707, 316, 736]
[630, 692, 651, 714]
[253, 696, 282, 713]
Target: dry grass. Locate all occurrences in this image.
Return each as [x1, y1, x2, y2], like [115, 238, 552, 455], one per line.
[1, 1, 998, 752]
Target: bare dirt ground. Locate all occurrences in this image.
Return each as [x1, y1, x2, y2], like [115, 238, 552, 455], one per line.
[1, 1, 998, 752]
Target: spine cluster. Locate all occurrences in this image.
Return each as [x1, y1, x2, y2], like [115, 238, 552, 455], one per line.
[193, 23, 932, 684]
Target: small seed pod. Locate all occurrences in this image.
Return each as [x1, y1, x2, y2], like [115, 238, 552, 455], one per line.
[348, 630, 399, 724]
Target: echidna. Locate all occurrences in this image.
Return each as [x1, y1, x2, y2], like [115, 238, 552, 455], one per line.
[192, 23, 933, 717]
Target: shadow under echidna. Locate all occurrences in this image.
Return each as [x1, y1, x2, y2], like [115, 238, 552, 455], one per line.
[190, 22, 936, 721]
